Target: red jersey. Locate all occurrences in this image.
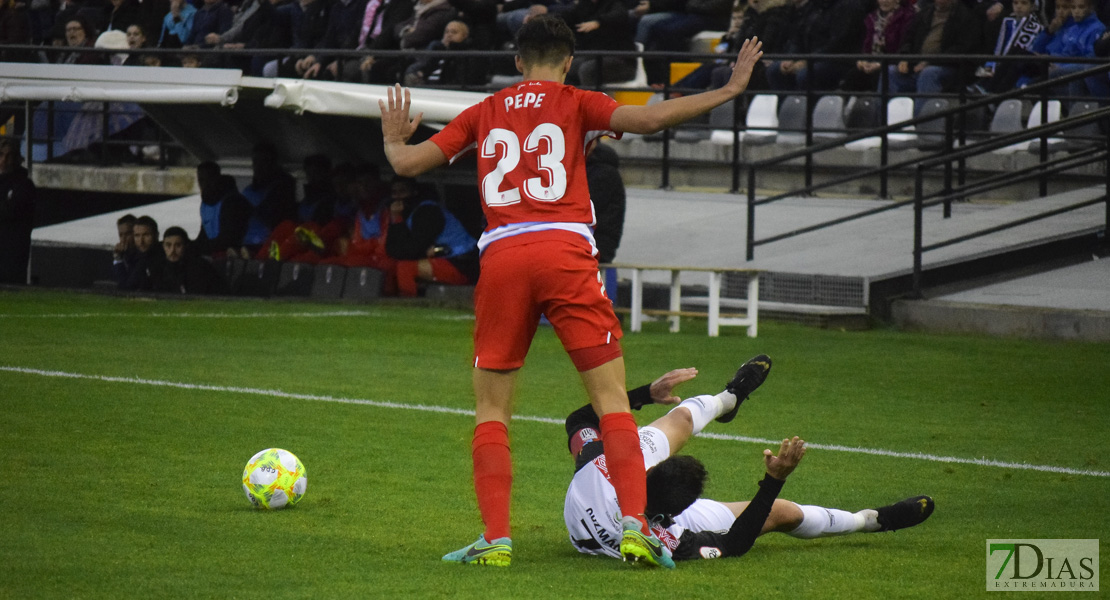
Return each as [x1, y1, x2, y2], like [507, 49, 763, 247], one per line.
[429, 80, 622, 253]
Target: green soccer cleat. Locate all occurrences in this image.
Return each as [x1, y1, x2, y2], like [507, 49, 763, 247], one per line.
[619, 517, 675, 569]
[717, 354, 772, 424]
[442, 535, 512, 567]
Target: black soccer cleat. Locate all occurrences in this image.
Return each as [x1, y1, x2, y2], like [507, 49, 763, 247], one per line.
[875, 495, 935, 532]
[716, 354, 772, 423]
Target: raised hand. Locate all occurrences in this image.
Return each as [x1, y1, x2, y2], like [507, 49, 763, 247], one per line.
[763, 436, 806, 480]
[723, 37, 764, 96]
[648, 368, 699, 405]
[379, 83, 424, 145]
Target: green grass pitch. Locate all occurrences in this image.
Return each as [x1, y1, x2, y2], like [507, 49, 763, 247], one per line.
[1, 289, 1107, 598]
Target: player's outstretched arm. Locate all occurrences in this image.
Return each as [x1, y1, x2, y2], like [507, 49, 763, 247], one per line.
[609, 37, 763, 135]
[379, 84, 448, 177]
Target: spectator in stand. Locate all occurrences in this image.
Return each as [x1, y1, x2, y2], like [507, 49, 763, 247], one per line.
[636, 0, 733, 86]
[152, 226, 228, 294]
[102, 0, 141, 32]
[385, 177, 479, 297]
[497, 0, 574, 45]
[448, 0, 497, 51]
[674, 0, 793, 92]
[205, 0, 263, 48]
[184, 0, 233, 48]
[342, 0, 414, 82]
[320, 165, 395, 285]
[235, 0, 296, 75]
[27, 0, 52, 46]
[403, 19, 487, 86]
[967, 0, 1045, 94]
[886, 0, 981, 115]
[159, 0, 196, 48]
[111, 214, 138, 282]
[562, 0, 638, 87]
[56, 15, 106, 64]
[297, 0, 369, 79]
[120, 215, 164, 290]
[95, 28, 131, 64]
[390, 0, 457, 81]
[841, 0, 916, 91]
[122, 22, 152, 64]
[255, 154, 344, 262]
[273, 0, 329, 77]
[1, 0, 33, 63]
[766, 0, 867, 92]
[51, 0, 84, 44]
[972, 0, 1012, 56]
[236, 142, 297, 257]
[194, 161, 251, 258]
[0, 140, 36, 285]
[1032, 0, 1108, 97]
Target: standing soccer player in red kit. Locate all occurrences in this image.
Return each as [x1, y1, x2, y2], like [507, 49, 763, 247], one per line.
[380, 16, 763, 568]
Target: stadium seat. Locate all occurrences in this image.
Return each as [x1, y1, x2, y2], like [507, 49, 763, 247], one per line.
[213, 256, 245, 294]
[846, 97, 916, 150]
[605, 42, 649, 91]
[1022, 100, 1065, 153]
[812, 95, 846, 140]
[342, 267, 384, 301]
[989, 99, 1029, 154]
[710, 94, 778, 146]
[1060, 101, 1103, 152]
[775, 95, 808, 145]
[311, 264, 346, 299]
[239, 259, 280, 297]
[913, 98, 951, 150]
[844, 96, 880, 131]
[275, 262, 315, 297]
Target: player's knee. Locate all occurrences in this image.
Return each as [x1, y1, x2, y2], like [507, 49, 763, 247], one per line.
[771, 499, 805, 531]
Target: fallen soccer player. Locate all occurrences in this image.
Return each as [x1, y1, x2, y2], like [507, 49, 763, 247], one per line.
[564, 355, 935, 562]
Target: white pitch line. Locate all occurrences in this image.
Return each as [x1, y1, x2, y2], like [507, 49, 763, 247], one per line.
[2, 365, 1107, 479]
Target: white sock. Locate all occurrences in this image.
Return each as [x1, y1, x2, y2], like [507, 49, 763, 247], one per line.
[670, 394, 725, 436]
[787, 505, 867, 539]
[715, 390, 738, 415]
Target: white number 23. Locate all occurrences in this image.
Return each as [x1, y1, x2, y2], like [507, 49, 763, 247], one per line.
[480, 124, 567, 206]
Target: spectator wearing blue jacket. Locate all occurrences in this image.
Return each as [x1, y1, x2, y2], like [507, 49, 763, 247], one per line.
[1033, 0, 1108, 97]
[159, 0, 197, 48]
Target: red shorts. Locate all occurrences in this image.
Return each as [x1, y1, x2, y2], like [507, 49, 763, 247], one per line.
[473, 230, 622, 370]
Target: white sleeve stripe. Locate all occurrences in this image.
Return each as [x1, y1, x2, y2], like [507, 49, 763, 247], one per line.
[448, 141, 477, 165]
[582, 129, 616, 153]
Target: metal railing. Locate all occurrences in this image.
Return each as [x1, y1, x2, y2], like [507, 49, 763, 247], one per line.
[740, 58, 1110, 260]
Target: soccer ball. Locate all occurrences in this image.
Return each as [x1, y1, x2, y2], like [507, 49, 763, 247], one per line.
[242, 448, 307, 509]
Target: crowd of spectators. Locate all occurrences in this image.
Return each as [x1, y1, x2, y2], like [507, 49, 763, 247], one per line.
[677, 0, 1108, 104]
[2, 0, 1107, 99]
[96, 138, 628, 299]
[108, 144, 488, 297]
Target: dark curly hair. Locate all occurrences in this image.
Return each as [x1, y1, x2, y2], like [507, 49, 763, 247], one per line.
[645, 455, 708, 519]
[515, 14, 575, 67]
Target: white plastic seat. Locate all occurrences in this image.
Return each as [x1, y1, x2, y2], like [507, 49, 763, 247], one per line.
[710, 94, 778, 145]
[994, 100, 1064, 154]
[605, 42, 648, 90]
[845, 97, 915, 150]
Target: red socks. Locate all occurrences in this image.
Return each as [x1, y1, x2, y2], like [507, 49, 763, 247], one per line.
[472, 421, 512, 540]
[599, 412, 649, 532]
